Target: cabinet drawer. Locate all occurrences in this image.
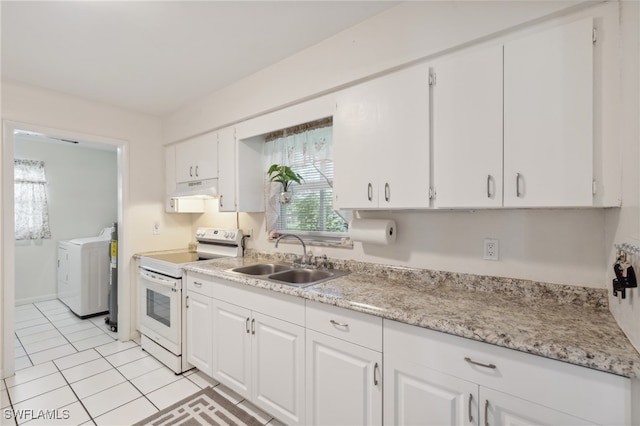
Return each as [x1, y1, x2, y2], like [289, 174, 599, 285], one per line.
[384, 319, 630, 426]
[306, 301, 382, 351]
[211, 277, 305, 326]
[186, 273, 213, 297]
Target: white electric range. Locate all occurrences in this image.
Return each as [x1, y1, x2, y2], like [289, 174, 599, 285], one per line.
[138, 227, 243, 373]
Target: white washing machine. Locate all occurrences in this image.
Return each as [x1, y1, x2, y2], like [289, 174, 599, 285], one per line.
[57, 227, 112, 318]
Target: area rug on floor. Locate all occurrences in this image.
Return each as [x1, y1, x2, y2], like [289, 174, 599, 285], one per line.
[133, 386, 264, 426]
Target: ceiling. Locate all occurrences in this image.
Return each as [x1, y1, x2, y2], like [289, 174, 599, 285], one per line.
[1, 1, 398, 117]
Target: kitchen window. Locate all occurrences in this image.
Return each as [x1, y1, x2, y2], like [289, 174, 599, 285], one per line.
[264, 118, 351, 243]
[14, 159, 52, 240]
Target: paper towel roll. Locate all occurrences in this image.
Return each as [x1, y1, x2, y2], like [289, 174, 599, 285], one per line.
[349, 219, 397, 245]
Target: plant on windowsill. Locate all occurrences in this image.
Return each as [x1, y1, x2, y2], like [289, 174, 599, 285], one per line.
[267, 164, 304, 204]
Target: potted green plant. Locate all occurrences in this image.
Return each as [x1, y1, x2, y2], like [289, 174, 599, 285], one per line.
[267, 164, 303, 204]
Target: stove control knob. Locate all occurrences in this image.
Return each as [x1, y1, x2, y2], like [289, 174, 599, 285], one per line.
[223, 232, 229, 238]
[229, 232, 236, 240]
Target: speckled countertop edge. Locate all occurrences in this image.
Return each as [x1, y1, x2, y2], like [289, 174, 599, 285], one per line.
[139, 249, 640, 378]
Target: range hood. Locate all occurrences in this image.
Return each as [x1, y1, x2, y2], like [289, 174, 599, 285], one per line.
[168, 179, 218, 213]
[170, 178, 219, 199]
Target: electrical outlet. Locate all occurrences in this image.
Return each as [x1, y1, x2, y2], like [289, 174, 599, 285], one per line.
[483, 238, 499, 260]
[152, 222, 160, 235]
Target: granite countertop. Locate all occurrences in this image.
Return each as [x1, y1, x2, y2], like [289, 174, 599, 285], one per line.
[180, 251, 640, 379]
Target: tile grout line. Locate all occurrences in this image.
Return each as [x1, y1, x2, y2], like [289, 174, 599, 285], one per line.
[98, 344, 164, 417]
[51, 358, 96, 426]
[11, 301, 278, 425]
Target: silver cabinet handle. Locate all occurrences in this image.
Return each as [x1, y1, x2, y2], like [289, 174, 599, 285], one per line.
[487, 175, 492, 198]
[384, 182, 390, 202]
[186, 295, 189, 309]
[464, 357, 496, 369]
[245, 317, 250, 334]
[329, 319, 348, 328]
[195, 165, 199, 177]
[516, 173, 522, 198]
[484, 399, 489, 426]
[193, 281, 202, 288]
[251, 318, 256, 335]
[219, 194, 223, 208]
[367, 183, 373, 201]
[468, 393, 473, 423]
[373, 362, 379, 386]
[189, 166, 193, 177]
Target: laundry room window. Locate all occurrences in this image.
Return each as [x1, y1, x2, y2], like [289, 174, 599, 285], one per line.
[14, 159, 52, 240]
[264, 118, 351, 243]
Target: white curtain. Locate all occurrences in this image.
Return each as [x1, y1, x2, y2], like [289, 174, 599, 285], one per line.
[14, 159, 52, 240]
[264, 126, 333, 234]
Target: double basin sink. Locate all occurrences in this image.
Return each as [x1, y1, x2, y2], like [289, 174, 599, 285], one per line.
[228, 263, 347, 288]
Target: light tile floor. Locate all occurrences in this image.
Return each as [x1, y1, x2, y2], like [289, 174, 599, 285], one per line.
[2, 299, 282, 426]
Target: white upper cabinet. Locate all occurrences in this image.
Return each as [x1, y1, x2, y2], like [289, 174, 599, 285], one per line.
[503, 17, 594, 207]
[175, 131, 218, 184]
[333, 63, 431, 210]
[433, 17, 597, 209]
[217, 126, 237, 212]
[432, 44, 504, 209]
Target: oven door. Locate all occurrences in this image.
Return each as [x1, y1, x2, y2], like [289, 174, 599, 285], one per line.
[139, 268, 181, 355]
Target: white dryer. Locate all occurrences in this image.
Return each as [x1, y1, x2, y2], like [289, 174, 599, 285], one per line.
[57, 227, 112, 318]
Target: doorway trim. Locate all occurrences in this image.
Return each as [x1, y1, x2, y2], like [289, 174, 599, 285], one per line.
[1, 120, 130, 379]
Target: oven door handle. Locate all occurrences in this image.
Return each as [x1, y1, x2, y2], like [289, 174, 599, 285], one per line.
[140, 271, 177, 289]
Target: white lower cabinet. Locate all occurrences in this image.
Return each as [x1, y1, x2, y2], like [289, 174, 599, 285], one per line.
[482, 387, 595, 426]
[305, 301, 383, 425]
[385, 358, 478, 425]
[384, 319, 631, 426]
[185, 291, 213, 376]
[252, 311, 305, 424]
[385, 358, 595, 426]
[187, 272, 306, 425]
[186, 273, 635, 426]
[306, 330, 382, 425]
[211, 299, 306, 425]
[211, 299, 251, 394]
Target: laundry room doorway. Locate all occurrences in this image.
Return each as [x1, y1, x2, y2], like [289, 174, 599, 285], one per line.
[1, 121, 129, 378]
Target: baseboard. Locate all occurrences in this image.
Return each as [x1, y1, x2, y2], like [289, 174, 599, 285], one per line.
[15, 293, 58, 306]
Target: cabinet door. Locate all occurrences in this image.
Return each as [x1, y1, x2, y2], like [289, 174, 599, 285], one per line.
[481, 388, 595, 426]
[433, 45, 503, 208]
[384, 357, 478, 426]
[333, 78, 381, 209]
[175, 132, 218, 183]
[57, 246, 69, 296]
[380, 63, 431, 209]
[306, 330, 382, 426]
[252, 312, 305, 425]
[333, 63, 430, 209]
[217, 127, 237, 212]
[185, 291, 212, 376]
[504, 17, 593, 207]
[211, 299, 251, 397]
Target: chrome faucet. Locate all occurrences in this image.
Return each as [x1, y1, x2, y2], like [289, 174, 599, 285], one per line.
[275, 233, 308, 265]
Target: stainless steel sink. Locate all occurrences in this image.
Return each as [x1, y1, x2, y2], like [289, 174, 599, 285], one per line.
[231, 263, 292, 275]
[268, 269, 333, 284]
[228, 263, 347, 287]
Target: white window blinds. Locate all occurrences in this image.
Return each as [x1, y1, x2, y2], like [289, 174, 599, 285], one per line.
[264, 120, 350, 239]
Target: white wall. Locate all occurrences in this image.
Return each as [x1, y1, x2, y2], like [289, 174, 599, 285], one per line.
[165, 1, 640, 351]
[606, 0, 640, 353]
[13, 135, 117, 304]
